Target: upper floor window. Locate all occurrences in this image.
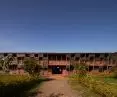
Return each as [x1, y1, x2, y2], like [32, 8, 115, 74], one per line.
[105, 54, 109, 58]
[39, 57, 43, 60]
[4, 53, 8, 56]
[25, 54, 30, 57]
[34, 54, 38, 57]
[86, 54, 89, 57]
[71, 54, 75, 58]
[75, 57, 79, 61]
[13, 53, 16, 57]
[80, 54, 85, 57]
[95, 54, 100, 58]
[43, 54, 47, 57]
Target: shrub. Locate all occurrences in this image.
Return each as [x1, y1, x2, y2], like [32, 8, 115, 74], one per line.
[74, 63, 88, 77]
[24, 58, 41, 76]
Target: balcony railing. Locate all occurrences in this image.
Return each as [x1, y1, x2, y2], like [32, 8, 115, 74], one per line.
[17, 54, 25, 57]
[48, 61, 70, 66]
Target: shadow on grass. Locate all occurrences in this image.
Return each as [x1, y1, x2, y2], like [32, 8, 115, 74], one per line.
[0, 77, 55, 97]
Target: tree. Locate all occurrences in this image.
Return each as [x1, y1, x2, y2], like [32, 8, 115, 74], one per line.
[0, 55, 14, 72]
[24, 57, 41, 76]
[0, 58, 4, 70]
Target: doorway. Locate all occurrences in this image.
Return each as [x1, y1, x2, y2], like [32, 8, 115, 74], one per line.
[48, 65, 66, 74]
[52, 66, 62, 74]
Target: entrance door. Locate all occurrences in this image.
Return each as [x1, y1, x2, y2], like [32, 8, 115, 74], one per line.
[52, 66, 62, 74]
[48, 65, 66, 74]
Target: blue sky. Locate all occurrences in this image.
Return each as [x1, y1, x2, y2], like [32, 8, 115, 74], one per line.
[0, 0, 117, 52]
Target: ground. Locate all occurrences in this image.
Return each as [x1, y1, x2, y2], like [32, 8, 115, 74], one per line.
[36, 75, 81, 97]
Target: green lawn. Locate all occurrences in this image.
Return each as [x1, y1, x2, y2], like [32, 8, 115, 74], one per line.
[69, 76, 101, 97]
[93, 76, 117, 84]
[91, 74, 117, 90]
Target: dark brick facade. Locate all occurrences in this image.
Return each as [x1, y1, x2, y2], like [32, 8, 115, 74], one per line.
[0, 52, 117, 72]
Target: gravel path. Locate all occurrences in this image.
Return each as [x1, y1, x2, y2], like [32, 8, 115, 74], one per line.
[36, 75, 81, 97]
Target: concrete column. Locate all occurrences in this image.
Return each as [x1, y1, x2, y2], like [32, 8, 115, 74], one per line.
[93, 56, 95, 71]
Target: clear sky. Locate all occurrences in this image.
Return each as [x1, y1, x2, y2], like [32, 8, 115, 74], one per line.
[0, 0, 117, 52]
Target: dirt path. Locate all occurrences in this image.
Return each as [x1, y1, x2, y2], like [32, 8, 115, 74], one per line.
[36, 75, 81, 97]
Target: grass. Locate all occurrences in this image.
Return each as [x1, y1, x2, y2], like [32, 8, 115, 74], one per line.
[0, 74, 46, 97]
[92, 75, 117, 84]
[91, 73, 117, 90]
[69, 74, 117, 97]
[69, 76, 100, 97]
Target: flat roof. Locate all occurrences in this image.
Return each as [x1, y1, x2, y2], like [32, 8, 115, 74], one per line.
[0, 51, 115, 54]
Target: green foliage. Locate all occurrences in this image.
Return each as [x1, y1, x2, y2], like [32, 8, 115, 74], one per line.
[0, 59, 4, 68]
[74, 63, 88, 77]
[24, 58, 41, 76]
[0, 55, 14, 72]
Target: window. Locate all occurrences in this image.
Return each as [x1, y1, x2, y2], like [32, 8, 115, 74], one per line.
[18, 57, 22, 60]
[105, 54, 109, 58]
[4, 53, 8, 56]
[13, 53, 16, 57]
[39, 57, 43, 60]
[43, 54, 47, 57]
[95, 54, 100, 58]
[86, 54, 89, 57]
[34, 54, 38, 57]
[80, 54, 85, 57]
[71, 54, 75, 58]
[90, 57, 94, 61]
[57, 56, 61, 60]
[67, 57, 70, 60]
[25, 54, 30, 57]
[75, 57, 79, 61]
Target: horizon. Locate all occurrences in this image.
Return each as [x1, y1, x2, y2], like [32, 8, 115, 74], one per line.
[0, 51, 116, 53]
[0, 0, 117, 52]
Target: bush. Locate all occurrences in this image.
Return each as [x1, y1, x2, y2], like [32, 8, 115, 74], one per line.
[24, 58, 41, 76]
[74, 63, 88, 77]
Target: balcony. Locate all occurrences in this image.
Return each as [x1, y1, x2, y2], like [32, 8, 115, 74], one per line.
[48, 61, 70, 66]
[30, 54, 34, 57]
[17, 53, 25, 57]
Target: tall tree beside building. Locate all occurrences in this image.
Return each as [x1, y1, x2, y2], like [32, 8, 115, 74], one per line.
[23, 57, 41, 76]
[0, 55, 14, 72]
